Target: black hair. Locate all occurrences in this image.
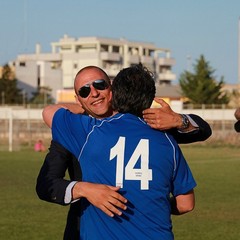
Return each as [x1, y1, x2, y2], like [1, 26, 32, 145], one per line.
[112, 63, 156, 117]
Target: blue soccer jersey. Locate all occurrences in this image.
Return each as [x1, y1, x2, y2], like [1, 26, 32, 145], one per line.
[52, 109, 197, 240]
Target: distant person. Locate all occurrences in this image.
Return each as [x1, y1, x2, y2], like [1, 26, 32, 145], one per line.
[34, 140, 46, 152]
[43, 63, 196, 239]
[234, 107, 240, 132]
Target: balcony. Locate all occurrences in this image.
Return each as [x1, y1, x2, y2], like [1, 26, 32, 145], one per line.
[158, 72, 176, 81]
[100, 52, 121, 62]
[140, 56, 153, 64]
[158, 58, 175, 66]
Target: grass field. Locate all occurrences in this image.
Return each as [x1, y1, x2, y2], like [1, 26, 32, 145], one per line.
[0, 145, 239, 240]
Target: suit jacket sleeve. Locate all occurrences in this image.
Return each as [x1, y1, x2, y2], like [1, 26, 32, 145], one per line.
[167, 114, 212, 144]
[36, 140, 82, 205]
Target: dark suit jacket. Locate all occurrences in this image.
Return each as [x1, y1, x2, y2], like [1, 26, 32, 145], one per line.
[36, 114, 212, 240]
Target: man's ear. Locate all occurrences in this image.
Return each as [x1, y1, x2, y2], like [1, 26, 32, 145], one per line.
[75, 95, 83, 107]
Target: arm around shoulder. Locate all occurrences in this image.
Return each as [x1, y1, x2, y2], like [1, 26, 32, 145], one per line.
[42, 105, 61, 128]
[42, 103, 85, 128]
[168, 114, 212, 144]
[188, 114, 212, 140]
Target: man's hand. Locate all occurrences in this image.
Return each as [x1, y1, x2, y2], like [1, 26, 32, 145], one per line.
[143, 98, 183, 130]
[72, 182, 127, 217]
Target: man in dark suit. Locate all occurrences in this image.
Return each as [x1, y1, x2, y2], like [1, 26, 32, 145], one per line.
[36, 66, 212, 239]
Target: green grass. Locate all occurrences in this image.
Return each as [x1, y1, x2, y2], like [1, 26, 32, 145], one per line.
[0, 146, 239, 240]
[0, 150, 68, 240]
[173, 145, 240, 240]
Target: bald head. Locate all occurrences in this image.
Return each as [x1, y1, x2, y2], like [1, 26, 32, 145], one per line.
[74, 66, 113, 119]
[74, 66, 110, 94]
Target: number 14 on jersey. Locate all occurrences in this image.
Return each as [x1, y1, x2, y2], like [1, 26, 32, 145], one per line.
[110, 136, 152, 190]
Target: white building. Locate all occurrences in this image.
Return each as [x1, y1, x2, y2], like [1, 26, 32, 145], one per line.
[13, 35, 176, 102]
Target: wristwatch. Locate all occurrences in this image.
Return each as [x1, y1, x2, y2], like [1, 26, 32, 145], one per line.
[179, 114, 190, 130]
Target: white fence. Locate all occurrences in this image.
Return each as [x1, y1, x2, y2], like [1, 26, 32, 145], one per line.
[0, 105, 237, 121]
[0, 107, 49, 151]
[0, 106, 239, 151]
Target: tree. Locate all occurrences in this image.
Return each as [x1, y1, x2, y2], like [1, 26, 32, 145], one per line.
[29, 86, 54, 105]
[179, 55, 229, 104]
[0, 64, 23, 104]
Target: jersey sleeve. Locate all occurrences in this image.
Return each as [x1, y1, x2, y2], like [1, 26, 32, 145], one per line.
[171, 144, 197, 196]
[51, 108, 89, 159]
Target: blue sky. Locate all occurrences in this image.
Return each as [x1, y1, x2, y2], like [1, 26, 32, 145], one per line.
[1, 0, 240, 84]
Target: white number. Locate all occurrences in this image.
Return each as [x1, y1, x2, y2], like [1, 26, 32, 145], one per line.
[110, 137, 125, 188]
[110, 136, 152, 190]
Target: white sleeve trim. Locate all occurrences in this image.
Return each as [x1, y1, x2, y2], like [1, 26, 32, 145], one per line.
[64, 181, 78, 204]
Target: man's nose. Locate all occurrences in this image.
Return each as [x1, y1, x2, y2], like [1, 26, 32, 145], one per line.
[90, 85, 99, 97]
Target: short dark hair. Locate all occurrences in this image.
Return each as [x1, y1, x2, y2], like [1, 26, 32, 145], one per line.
[112, 63, 156, 117]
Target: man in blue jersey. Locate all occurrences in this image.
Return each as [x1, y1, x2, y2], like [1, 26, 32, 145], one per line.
[37, 66, 211, 239]
[43, 63, 196, 239]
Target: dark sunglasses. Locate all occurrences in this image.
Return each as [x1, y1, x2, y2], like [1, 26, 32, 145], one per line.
[77, 79, 109, 98]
